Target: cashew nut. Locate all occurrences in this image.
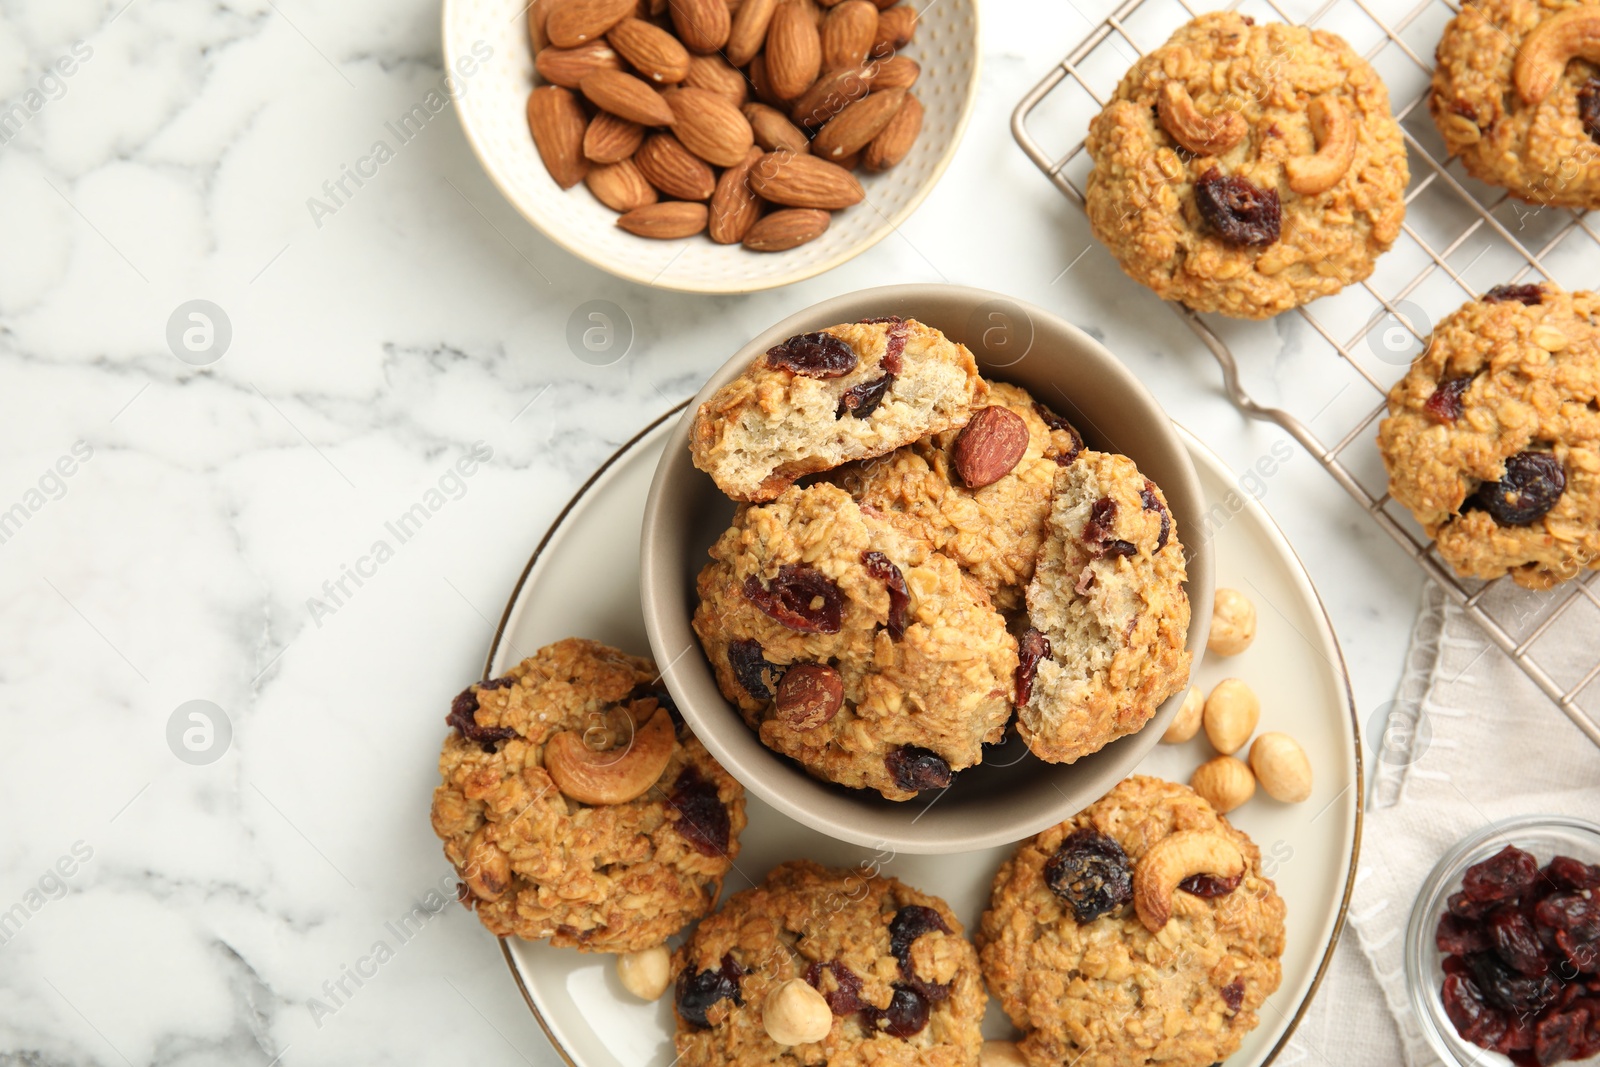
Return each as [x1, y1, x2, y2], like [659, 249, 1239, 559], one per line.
[1133, 830, 1247, 932]
[1157, 81, 1247, 156]
[544, 705, 674, 805]
[1514, 7, 1600, 106]
[1285, 96, 1357, 196]
[616, 945, 672, 1001]
[462, 826, 511, 902]
[763, 978, 832, 1046]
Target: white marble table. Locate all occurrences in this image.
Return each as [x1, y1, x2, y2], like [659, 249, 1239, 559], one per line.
[0, 0, 1422, 1063]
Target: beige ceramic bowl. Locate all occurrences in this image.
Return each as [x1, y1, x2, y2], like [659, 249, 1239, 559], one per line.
[641, 285, 1213, 853]
[442, 0, 979, 293]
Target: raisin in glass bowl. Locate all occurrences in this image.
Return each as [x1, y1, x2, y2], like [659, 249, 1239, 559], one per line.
[1406, 816, 1600, 1067]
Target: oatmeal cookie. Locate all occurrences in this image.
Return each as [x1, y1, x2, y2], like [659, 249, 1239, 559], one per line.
[1378, 282, 1600, 589]
[430, 637, 746, 952]
[693, 483, 1018, 801]
[1018, 452, 1192, 764]
[690, 317, 986, 502]
[978, 776, 1286, 1067]
[829, 382, 1085, 611]
[672, 860, 986, 1067]
[1431, 0, 1600, 210]
[1085, 12, 1408, 318]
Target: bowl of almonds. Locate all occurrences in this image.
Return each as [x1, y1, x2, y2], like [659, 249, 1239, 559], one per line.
[443, 0, 979, 292]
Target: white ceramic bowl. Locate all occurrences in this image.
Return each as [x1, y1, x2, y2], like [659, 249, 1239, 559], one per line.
[441, 0, 979, 293]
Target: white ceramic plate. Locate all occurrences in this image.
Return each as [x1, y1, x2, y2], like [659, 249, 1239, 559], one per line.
[488, 410, 1361, 1067]
[441, 0, 980, 293]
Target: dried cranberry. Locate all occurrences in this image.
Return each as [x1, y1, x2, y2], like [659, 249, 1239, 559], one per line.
[1500, 1011, 1537, 1054]
[885, 746, 952, 792]
[1141, 482, 1171, 551]
[1424, 376, 1474, 424]
[1471, 452, 1566, 527]
[1547, 856, 1600, 891]
[675, 953, 743, 1029]
[861, 551, 910, 638]
[446, 687, 518, 745]
[1537, 895, 1600, 940]
[1556, 929, 1600, 975]
[668, 767, 730, 857]
[857, 315, 904, 325]
[1438, 912, 1493, 955]
[1465, 846, 1542, 904]
[1535, 1008, 1591, 1065]
[1053, 429, 1085, 466]
[1491, 907, 1551, 976]
[1102, 539, 1138, 557]
[1180, 872, 1242, 898]
[1469, 952, 1561, 1016]
[1443, 972, 1509, 1049]
[1195, 168, 1281, 247]
[1033, 401, 1074, 434]
[882, 318, 909, 375]
[627, 682, 678, 722]
[727, 639, 779, 701]
[1015, 628, 1050, 705]
[743, 565, 843, 634]
[1451, 890, 1497, 921]
[1043, 828, 1134, 924]
[1580, 78, 1600, 145]
[864, 985, 929, 1038]
[1485, 283, 1545, 306]
[888, 905, 952, 1000]
[805, 961, 869, 1015]
[1084, 497, 1118, 543]
[836, 373, 894, 419]
[1221, 978, 1245, 1013]
[767, 332, 858, 378]
[1444, 953, 1471, 976]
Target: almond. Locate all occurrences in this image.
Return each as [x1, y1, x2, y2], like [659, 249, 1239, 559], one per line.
[743, 207, 830, 251]
[535, 41, 624, 88]
[861, 89, 919, 170]
[766, 1, 823, 100]
[579, 69, 675, 125]
[606, 18, 690, 83]
[527, 86, 590, 189]
[635, 132, 717, 199]
[951, 406, 1030, 488]
[831, 147, 861, 170]
[617, 200, 708, 238]
[665, 86, 755, 166]
[747, 53, 789, 106]
[726, 0, 778, 65]
[811, 87, 903, 160]
[749, 150, 863, 208]
[867, 0, 897, 8]
[583, 110, 645, 162]
[869, 54, 919, 90]
[788, 63, 872, 127]
[774, 663, 844, 729]
[821, 0, 877, 70]
[669, 0, 731, 53]
[529, 0, 556, 52]
[871, 4, 914, 57]
[585, 158, 659, 211]
[547, 0, 635, 47]
[708, 146, 765, 244]
[743, 102, 810, 153]
[683, 54, 749, 107]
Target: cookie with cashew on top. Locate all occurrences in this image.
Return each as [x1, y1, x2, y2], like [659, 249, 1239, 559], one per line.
[430, 637, 746, 953]
[1432, 0, 1600, 210]
[670, 859, 987, 1067]
[977, 775, 1286, 1067]
[1084, 11, 1408, 318]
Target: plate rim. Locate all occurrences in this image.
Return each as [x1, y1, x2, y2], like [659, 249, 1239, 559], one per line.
[439, 0, 985, 295]
[484, 406, 1364, 1067]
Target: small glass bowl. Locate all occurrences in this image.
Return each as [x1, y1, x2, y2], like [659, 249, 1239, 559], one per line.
[1406, 815, 1600, 1067]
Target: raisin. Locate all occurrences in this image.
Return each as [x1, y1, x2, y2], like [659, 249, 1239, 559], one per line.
[1491, 907, 1550, 976]
[766, 332, 858, 378]
[837, 373, 894, 419]
[743, 565, 843, 634]
[889, 905, 952, 1001]
[1450, 99, 1479, 123]
[1103, 539, 1139, 557]
[1465, 846, 1541, 904]
[805, 961, 869, 1015]
[1580, 78, 1600, 145]
[1438, 912, 1493, 956]
[1043, 828, 1134, 924]
[668, 767, 730, 857]
[1471, 452, 1566, 527]
[728, 639, 779, 701]
[1547, 856, 1600, 891]
[1194, 168, 1281, 247]
[1469, 951, 1560, 1015]
[1015, 628, 1050, 705]
[1443, 972, 1509, 1050]
[1485, 284, 1545, 306]
[860, 551, 911, 638]
[1424, 376, 1474, 424]
[675, 953, 743, 1029]
[446, 687, 518, 746]
[1180, 872, 1242, 898]
[885, 746, 952, 792]
[1141, 482, 1171, 551]
[1221, 978, 1245, 1013]
[1033, 401, 1074, 433]
[864, 985, 929, 1038]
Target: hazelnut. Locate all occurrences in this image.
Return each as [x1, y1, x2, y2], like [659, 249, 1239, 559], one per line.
[616, 945, 672, 1001]
[1203, 678, 1260, 755]
[1208, 588, 1256, 656]
[980, 1040, 1030, 1067]
[762, 978, 833, 1046]
[1190, 755, 1256, 813]
[1249, 732, 1313, 803]
[774, 663, 844, 730]
[1161, 687, 1204, 744]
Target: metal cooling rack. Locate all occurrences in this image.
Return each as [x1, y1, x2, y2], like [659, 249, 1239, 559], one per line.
[1013, 0, 1600, 747]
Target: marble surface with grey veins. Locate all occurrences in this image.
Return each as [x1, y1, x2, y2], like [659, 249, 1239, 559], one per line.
[0, 0, 1444, 1063]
